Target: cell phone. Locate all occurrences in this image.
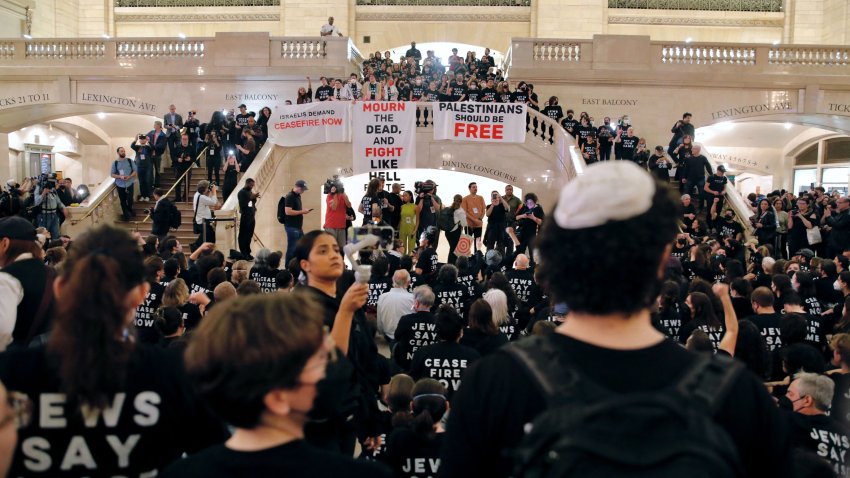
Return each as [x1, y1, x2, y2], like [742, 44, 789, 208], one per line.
[350, 225, 395, 250]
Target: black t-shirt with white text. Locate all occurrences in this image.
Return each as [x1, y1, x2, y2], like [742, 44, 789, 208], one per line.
[465, 89, 482, 103]
[480, 88, 497, 103]
[707, 174, 728, 194]
[409, 342, 480, 399]
[250, 266, 278, 293]
[384, 429, 443, 478]
[135, 281, 165, 344]
[432, 282, 471, 318]
[393, 311, 438, 371]
[315, 85, 334, 102]
[745, 312, 784, 351]
[416, 247, 440, 284]
[0, 345, 227, 478]
[439, 334, 792, 478]
[619, 135, 638, 160]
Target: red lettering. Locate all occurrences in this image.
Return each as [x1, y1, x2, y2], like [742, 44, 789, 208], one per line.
[453, 122, 503, 139]
[362, 102, 406, 112]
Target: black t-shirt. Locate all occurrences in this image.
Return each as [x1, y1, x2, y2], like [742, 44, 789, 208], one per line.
[416, 247, 440, 283]
[361, 195, 380, 225]
[596, 124, 614, 145]
[432, 282, 471, 318]
[465, 89, 482, 102]
[425, 89, 440, 102]
[410, 84, 425, 100]
[745, 312, 784, 351]
[0, 345, 227, 478]
[619, 135, 638, 160]
[314, 85, 334, 101]
[655, 304, 684, 340]
[582, 143, 598, 163]
[449, 82, 466, 101]
[786, 412, 850, 476]
[510, 90, 529, 105]
[161, 439, 391, 478]
[487, 202, 507, 225]
[439, 334, 792, 478]
[459, 328, 509, 357]
[719, 219, 744, 239]
[480, 88, 497, 103]
[670, 244, 689, 261]
[394, 311, 438, 370]
[560, 117, 579, 135]
[135, 281, 165, 344]
[235, 113, 250, 129]
[516, 204, 544, 236]
[250, 266, 278, 293]
[577, 126, 596, 145]
[498, 91, 512, 103]
[180, 302, 203, 330]
[802, 295, 823, 316]
[831, 373, 850, 427]
[284, 191, 303, 229]
[707, 174, 728, 194]
[541, 105, 563, 121]
[384, 428, 444, 478]
[677, 320, 725, 351]
[367, 276, 393, 308]
[409, 342, 480, 399]
[506, 269, 541, 307]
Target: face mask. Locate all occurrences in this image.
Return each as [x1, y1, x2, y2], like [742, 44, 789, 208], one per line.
[416, 80, 422, 85]
[835, 280, 842, 291]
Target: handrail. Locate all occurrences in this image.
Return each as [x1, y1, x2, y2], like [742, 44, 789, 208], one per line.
[69, 182, 116, 225]
[253, 232, 266, 249]
[141, 146, 208, 223]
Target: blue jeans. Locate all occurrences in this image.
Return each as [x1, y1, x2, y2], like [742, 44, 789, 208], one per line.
[285, 226, 303, 266]
[38, 213, 60, 239]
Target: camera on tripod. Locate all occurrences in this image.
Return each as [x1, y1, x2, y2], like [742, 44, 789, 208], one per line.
[38, 173, 57, 190]
[323, 175, 344, 194]
[414, 180, 436, 195]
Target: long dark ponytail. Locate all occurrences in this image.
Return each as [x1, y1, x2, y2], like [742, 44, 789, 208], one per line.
[409, 378, 448, 441]
[47, 225, 145, 409]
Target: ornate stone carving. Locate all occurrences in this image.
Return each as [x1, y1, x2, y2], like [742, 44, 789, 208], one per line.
[116, 0, 277, 6]
[608, 15, 783, 27]
[356, 11, 530, 21]
[607, 0, 781, 12]
[116, 12, 280, 22]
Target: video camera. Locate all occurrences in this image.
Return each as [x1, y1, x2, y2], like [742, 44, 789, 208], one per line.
[414, 180, 435, 195]
[323, 175, 344, 194]
[38, 172, 57, 190]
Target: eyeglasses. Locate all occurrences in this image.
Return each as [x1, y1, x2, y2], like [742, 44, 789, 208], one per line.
[0, 391, 33, 430]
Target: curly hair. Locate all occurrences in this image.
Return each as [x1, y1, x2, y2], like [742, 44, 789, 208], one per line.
[537, 185, 678, 314]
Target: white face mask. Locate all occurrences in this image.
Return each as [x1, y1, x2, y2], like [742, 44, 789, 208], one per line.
[835, 280, 842, 291]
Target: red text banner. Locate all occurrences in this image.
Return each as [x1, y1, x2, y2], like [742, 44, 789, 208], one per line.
[352, 102, 417, 174]
[433, 102, 527, 143]
[269, 102, 350, 146]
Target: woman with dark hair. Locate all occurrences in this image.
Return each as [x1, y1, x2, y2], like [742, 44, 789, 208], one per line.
[683, 245, 713, 283]
[461, 299, 508, 356]
[385, 378, 449, 478]
[359, 178, 382, 226]
[155, 306, 185, 348]
[835, 296, 850, 334]
[257, 106, 272, 148]
[772, 274, 794, 314]
[754, 198, 777, 247]
[445, 194, 467, 265]
[787, 197, 819, 257]
[773, 198, 789, 259]
[672, 134, 693, 193]
[292, 230, 379, 455]
[653, 281, 684, 340]
[513, 193, 544, 263]
[0, 225, 226, 476]
[221, 152, 240, 202]
[792, 271, 823, 316]
[679, 291, 725, 351]
[297, 77, 313, 104]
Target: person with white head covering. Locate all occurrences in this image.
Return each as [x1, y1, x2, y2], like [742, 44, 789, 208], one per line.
[439, 161, 793, 478]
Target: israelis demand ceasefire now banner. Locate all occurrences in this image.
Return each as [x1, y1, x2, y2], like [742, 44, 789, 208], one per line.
[269, 102, 350, 146]
[352, 102, 417, 174]
[433, 102, 527, 143]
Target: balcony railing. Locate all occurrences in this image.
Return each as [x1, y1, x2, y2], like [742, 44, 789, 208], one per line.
[115, 0, 278, 6]
[607, 0, 782, 12]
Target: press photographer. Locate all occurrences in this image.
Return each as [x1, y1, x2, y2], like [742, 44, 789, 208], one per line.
[0, 180, 22, 218]
[323, 176, 351, 251]
[56, 178, 78, 207]
[192, 180, 220, 251]
[33, 174, 66, 239]
[414, 179, 442, 248]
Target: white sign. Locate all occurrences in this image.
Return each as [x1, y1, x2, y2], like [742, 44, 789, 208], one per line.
[433, 102, 527, 143]
[269, 102, 350, 146]
[352, 102, 416, 174]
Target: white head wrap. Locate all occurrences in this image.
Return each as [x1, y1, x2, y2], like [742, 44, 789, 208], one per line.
[553, 161, 656, 230]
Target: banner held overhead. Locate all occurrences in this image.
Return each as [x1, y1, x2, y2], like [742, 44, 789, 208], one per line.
[353, 102, 417, 174]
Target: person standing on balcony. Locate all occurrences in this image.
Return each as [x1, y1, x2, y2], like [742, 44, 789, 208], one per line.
[148, 121, 167, 188]
[405, 41, 422, 64]
[111, 146, 137, 221]
[320, 16, 343, 37]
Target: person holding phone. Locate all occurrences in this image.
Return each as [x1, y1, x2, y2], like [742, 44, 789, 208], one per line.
[282, 179, 312, 266]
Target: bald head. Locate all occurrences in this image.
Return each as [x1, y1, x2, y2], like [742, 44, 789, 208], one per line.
[515, 254, 530, 270]
[392, 269, 410, 288]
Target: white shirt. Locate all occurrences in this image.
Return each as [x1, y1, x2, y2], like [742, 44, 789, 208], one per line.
[452, 207, 468, 232]
[377, 287, 414, 340]
[320, 23, 340, 36]
[0, 254, 31, 351]
[193, 191, 218, 224]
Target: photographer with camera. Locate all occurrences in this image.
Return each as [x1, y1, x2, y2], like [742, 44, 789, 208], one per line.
[237, 178, 259, 260]
[485, 190, 510, 255]
[131, 132, 154, 201]
[324, 178, 351, 251]
[163, 104, 183, 160]
[192, 180, 220, 251]
[185, 110, 202, 153]
[33, 174, 66, 239]
[0, 180, 22, 218]
[415, 180, 442, 248]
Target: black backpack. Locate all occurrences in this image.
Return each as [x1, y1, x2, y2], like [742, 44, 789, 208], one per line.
[277, 196, 287, 225]
[437, 206, 455, 231]
[504, 335, 744, 478]
[168, 202, 182, 229]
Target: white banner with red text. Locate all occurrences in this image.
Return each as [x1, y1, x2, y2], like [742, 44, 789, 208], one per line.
[433, 102, 527, 143]
[352, 102, 417, 174]
[269, 102, 350, 146]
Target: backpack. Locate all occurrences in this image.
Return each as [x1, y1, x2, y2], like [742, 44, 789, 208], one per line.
[437, 206, 455, 232]
[277, 196, 287, 225]
[0, 190, 21, 218]
[504, 335, 744, 478]
[168, 202, 182, 229]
